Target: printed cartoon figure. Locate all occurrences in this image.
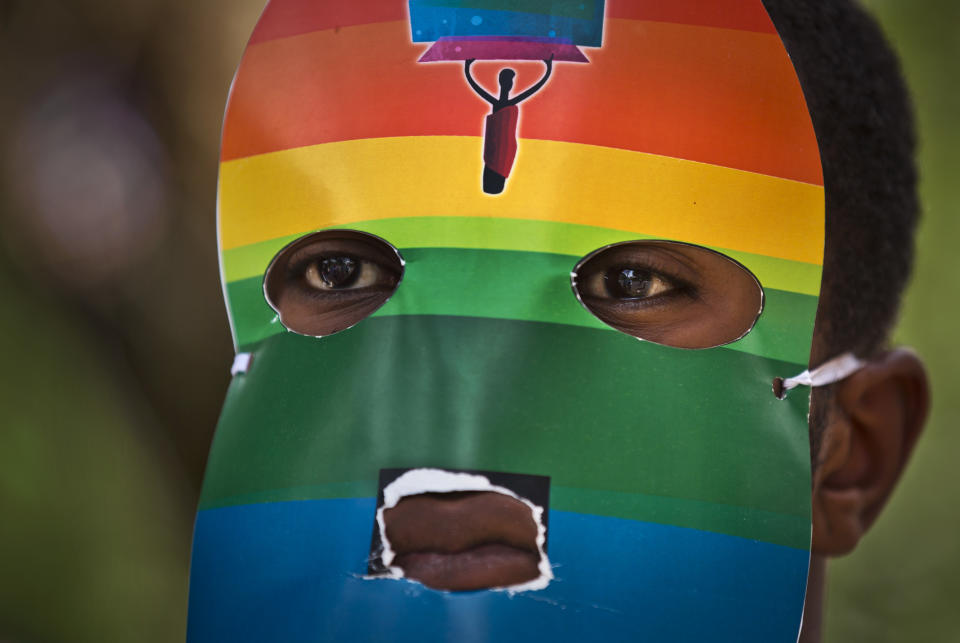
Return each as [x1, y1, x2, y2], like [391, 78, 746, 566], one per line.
[464, 55, 553, 194]
[409, 1, 602, 194]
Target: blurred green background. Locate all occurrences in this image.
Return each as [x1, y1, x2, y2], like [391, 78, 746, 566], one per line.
[825, 1, 960, 641]
[0, 1, 955, 641]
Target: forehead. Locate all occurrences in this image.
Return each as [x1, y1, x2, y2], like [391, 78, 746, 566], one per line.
[218, 0, 824, 343]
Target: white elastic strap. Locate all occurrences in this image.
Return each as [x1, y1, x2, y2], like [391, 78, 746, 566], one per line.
[230, 352, 253, 376]
[774, 352, 865, 399]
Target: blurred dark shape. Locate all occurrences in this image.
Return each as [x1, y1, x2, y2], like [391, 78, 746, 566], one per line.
[5, 69, 167, 288]
[0, 1, 262, 641]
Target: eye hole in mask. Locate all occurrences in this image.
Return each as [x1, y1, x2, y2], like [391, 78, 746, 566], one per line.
[571, 240, 764, 349]
[264, 229, 405, 337]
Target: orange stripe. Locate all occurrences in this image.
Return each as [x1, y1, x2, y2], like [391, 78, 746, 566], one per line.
[249, 0, 776, 45]
[223, 19, 822, 185]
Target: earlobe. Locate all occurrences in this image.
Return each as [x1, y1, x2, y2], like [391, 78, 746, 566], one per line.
[811, 349, 929, 556]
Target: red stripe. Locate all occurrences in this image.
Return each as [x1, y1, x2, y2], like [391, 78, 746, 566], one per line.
[250, 0, 405, 44]
[608, 0, 777, 35]
[249, 0, 776, 46]
[222, 20, 822, 185]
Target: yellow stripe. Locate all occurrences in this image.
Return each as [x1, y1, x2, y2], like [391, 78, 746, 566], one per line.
[219, 136, 824, 264]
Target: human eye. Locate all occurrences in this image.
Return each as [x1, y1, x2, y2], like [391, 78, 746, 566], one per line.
[571, 241, 763, 349]
[582, 263, 695, 307]
[607, 267, 674, 299]
[264, 230, 404, 337]
[293, 253, 393, 293]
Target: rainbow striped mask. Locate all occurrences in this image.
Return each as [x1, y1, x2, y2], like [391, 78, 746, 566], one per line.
[189, 1, 824, 641]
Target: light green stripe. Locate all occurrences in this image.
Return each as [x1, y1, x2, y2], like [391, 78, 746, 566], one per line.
[225, 247, 817, 364]
[220, 217, 822, 296]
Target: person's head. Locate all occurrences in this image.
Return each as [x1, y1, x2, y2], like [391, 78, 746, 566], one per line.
[497, 68, 516, 93]
[764, 0, 929, 558]
[188, 2, 927, 641]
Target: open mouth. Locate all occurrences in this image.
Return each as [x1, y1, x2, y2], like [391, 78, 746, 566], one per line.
[370, 469, 552, 592]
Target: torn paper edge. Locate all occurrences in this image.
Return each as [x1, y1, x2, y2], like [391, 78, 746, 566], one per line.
[230, 352, 253, 376]
[372, 468, 553, 593]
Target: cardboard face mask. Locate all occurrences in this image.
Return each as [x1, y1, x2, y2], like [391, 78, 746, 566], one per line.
[189, 1, 825, 641]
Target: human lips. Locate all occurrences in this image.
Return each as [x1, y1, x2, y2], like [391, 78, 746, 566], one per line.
[382, 491, 542, 591]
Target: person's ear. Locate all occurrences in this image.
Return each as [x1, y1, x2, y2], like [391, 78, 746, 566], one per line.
[811, 348, 929, 556]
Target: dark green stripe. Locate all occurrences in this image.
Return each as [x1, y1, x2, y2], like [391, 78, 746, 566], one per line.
[199, 482, 809, 549]
[202, 315, 812, 548]
[553, 486, 810, 549]
[226, 247, 817, 364]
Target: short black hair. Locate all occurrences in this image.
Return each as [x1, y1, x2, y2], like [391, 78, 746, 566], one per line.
[764, 0, 919, 360]
[762, 0, 919, 458]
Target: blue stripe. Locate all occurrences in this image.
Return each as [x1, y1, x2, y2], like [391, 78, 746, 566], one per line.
[409, 4, 605, 47]
[188, 499, 807, 642]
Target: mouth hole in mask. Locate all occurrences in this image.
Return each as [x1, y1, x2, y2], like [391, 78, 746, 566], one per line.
[571, 240, 764, 349]
[263, 229, 404, 337]
[370, 469, 552, 593]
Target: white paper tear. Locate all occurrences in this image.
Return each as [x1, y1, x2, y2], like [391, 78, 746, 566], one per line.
[779, 352, 864, 396]
[230, 352, 253, 376]
[374, 468, 553, 593]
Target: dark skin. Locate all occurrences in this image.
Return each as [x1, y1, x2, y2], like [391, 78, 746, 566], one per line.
[800, 346, 929, 642]
[464, 55, 553, 113]
[571, 241, 764, 349]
